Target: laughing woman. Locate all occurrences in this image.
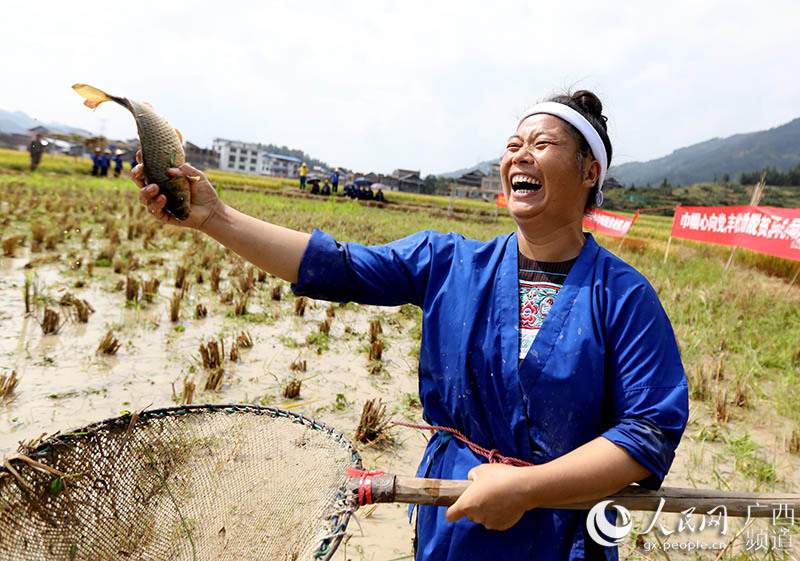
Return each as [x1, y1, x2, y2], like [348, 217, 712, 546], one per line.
[135, 90, 689, 560]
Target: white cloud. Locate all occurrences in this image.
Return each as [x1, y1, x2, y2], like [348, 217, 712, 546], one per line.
[1, 0, 797, 174]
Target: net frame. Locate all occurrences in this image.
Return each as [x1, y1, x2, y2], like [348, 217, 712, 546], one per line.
[0, 404, 363, 561]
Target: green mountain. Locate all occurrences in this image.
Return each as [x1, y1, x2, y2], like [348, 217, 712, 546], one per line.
[440, 159, 498, 179]
[610, 117, 800, 187]
[0, 108, 93, 137]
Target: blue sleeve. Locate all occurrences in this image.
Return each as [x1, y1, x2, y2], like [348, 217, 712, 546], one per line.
[600, 278, 689, 490]
[291, 228, 455, 307]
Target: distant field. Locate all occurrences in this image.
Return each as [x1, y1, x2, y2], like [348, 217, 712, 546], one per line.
[0, 148, 494, 213]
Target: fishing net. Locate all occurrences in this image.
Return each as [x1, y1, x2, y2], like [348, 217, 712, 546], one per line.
[0, 404, 361, 561]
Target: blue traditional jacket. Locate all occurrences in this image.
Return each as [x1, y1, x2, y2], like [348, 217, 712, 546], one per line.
[292, 229, 689, 561]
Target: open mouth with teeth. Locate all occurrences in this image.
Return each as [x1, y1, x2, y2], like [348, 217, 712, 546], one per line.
[510, 174, 544, 194]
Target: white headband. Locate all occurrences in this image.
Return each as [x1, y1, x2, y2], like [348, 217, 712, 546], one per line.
[517, 101, 608, 206]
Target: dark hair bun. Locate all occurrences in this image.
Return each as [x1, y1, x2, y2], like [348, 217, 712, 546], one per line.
[571, 90, 605, 126]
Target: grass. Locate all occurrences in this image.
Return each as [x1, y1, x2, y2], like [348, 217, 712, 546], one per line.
[332, 392, 350, 411]
[725, 434, 778, 488]
[305, 331, 329, 353]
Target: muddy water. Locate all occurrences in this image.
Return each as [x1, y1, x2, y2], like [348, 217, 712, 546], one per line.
[0, 246, 426, 560]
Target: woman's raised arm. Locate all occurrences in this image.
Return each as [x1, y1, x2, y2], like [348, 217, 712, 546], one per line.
[134, 162, 310, 283]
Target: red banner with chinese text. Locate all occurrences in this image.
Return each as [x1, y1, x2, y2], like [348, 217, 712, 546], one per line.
[670, 205, 800, 262]
[583, 209, 640, 238]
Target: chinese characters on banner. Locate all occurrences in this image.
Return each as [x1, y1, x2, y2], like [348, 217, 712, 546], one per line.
[670, 205, 800, 262]
[583, 209, 640, 238]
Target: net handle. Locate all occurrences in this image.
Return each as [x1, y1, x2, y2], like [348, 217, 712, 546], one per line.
[347, 474, 800, 517]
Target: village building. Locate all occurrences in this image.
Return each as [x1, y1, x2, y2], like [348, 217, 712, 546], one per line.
[379, 169, 426, 193]
[449, 165, 499, 201]
[184, 142, 220, 170]
[212, 138, 302, 177]
[480, 162, 502, 192]
[349, 169, 425, 193]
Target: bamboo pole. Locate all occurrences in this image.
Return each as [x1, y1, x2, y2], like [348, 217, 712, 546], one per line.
[663, 204, 680, 264]
[725, 171, 767, 273]
[662, 236, 672, 264]
[785, 264, 800, 296]
[347, 475, 800, 517]
[723, 246, 738, 272]
[616, 210, 641, 252]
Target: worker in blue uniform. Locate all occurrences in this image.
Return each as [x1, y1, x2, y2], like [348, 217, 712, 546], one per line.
[330, 169, 340, 193]
[134, 90, 689, 561]
[99, 149, 111, 177]
[113, 150, 124, 177]
[91, 148, 101, 176]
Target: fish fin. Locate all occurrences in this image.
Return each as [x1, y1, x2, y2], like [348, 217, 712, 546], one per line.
[174, 128, 184, 144]
[71, 83, 119, 110]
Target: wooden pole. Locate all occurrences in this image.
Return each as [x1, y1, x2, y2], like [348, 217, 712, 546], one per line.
[785, 264, 800, 297]
[663, 236, 672, 264]
[616, 210, 641, 252]
[724, 247, 738, 272]
[448, 194, 454, 218]
[348, 475, 800, 517]
[725, 172, 767, 273]
[663, 205, 680, 265]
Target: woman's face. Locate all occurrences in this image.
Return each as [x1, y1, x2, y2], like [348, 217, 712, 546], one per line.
[500, 114, 599, 231]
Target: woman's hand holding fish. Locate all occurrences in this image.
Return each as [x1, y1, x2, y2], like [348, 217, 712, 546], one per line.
[134, 160, 221, 230]
[132, 154, 311, 282]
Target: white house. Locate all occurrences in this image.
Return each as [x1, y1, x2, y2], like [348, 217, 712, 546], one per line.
[212, 138, 302, 178]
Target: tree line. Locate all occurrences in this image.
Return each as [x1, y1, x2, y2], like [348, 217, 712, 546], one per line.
[740, 163, 800, 186]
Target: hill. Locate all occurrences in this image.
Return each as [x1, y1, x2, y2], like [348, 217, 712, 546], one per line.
[0, 108, 93, 137]
[610, 117, 800, 187]
[440, 158, 497, 179]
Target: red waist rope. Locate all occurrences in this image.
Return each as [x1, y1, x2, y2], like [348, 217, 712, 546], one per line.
[390, 421, 533, 467]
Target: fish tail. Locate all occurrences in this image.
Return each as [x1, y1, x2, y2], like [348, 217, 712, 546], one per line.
[71, 83, 128, 110]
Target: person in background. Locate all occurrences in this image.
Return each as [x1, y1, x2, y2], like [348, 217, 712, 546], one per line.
[375, 188, 386, 202]
[298, 162, 308, 190]
[321, 180, 331, 196]
[130, 152, 138, 171]
[113, 149, 124, 177]
[28, 134, 45, 172]
[100, 149, 111, 177]
[91, 147, 101, 176]
[330, 168, 339, 193]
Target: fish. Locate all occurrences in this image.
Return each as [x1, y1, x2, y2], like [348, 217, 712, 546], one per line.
[72, 83, 191, 220]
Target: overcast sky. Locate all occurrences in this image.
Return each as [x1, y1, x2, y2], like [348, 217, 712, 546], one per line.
[2, 1, 798, 175]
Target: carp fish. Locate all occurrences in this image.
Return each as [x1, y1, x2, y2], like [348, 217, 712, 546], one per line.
[72, 83, 191, 220]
